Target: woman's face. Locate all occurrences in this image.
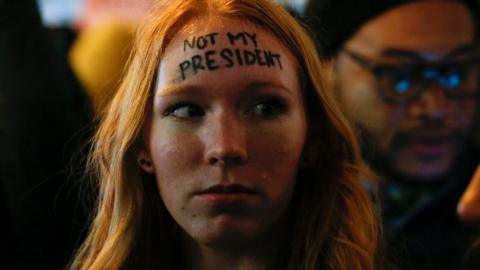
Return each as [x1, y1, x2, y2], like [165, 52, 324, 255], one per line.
[141, 18, 307, 248]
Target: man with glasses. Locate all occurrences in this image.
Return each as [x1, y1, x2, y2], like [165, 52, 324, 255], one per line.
[306, 1, 479, 269]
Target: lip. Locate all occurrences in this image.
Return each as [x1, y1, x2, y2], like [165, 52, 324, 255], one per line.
[406, 134, 453, 159]
[194, 184, 257, 203]
[409, 141, 451, 155]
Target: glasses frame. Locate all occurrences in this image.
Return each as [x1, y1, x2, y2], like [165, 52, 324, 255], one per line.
[343, 49, 480, 103]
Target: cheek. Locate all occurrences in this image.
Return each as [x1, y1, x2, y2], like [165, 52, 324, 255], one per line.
[336, 60, 407, 140]
[341, 83, 410, 153]
[339, 69, 380, 127]
[149, 136, 202, 221]
[150, 137, 196, 176]
[379, 104, 407, 145]
[341, 80, 404, 137]
[251, 110, 305, 157]
[454, 100, 477, 127]
[149, 120, 203, 166]
[148, 125, 203, 198]
[247, 120, 305, 195]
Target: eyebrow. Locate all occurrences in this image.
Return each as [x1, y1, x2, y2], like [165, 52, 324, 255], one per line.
[381, 43, 477, 61]
[155, 84, 202, 97]
[245, 81, 294, 95]
[445, 43, 478, 58]
[381, 48, 422, 60]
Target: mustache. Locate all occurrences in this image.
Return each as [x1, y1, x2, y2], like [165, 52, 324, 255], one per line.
[390, 122, 468, 151]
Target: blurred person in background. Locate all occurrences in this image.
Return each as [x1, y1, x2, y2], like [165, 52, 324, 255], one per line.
[37, 0, 155, 114]
[306, 0, 480, 269]
[69, 0, 155, 114]
[1, 0, 92, 268]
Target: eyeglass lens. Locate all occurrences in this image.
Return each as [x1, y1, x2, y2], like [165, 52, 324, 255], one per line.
[380, 63, 478, 102]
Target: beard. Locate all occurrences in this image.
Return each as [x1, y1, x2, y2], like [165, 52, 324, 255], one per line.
[357, 119, 471, 185]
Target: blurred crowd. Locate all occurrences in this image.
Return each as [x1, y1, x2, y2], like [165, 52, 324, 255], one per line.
[0, 0, 155, 268]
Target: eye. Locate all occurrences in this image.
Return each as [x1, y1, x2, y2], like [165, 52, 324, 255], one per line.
[376, 66, 419, 102]
[164, 103, 204, 119]
[441, 72, 462, 89]
[376, 65, 413, 95]
[394, 78, 411, 94]
[249, 98, 287, 119]
[386, 70, 415, 95]
[440, 70, 463, 89]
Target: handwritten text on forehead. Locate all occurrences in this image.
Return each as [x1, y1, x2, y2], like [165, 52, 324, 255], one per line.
[179, 31, 283, 80]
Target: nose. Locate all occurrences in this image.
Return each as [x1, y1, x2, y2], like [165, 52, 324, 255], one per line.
[203, 111, 248, 166]
[409, 84, 453, 119]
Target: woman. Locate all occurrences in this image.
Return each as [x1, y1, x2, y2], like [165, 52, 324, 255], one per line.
[71, 0, 380, 269]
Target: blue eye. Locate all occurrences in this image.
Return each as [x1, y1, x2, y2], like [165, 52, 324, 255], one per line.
[165, 103, 204, 118]
[394, 78, 411, 94]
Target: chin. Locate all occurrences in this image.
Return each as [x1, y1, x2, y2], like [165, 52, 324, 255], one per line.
[189, 216, 263, 248]
[393, 161, 453, 183]
[390, 149, 456, 183]
[197, 231, 258, 251]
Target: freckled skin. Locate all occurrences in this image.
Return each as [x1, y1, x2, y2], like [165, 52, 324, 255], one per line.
[142, 18, 307, 250]
[335, 0, 477, 181]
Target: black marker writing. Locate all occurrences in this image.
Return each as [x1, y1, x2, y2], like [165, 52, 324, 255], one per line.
[205, 50, 219, 70]
[220, 48, 281, 68]
[244, 32, 257, 47]
[191, 55, 204, 73]
[227, 32, 258, 47]
[184, 32, 219, 51]
[235, 48, 244, 66]
[220, 49, 234, 67]
[179, 47, 282, 80]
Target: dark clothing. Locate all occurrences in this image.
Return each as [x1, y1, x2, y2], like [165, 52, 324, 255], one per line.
[379, 154, 479, 270]
[0, 0, 93, 269]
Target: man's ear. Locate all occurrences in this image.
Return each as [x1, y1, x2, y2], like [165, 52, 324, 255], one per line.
[137, 149, 155, 174]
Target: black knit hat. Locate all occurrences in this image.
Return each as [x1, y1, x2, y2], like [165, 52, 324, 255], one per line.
[304, 0, 479, 58]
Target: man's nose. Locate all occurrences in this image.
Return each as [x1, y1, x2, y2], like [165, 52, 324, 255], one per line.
[409, 83, 453, 119]
[203, 112, 248, 166]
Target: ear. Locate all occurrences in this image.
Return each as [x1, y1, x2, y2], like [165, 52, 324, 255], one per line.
[137, 149, 155, 174]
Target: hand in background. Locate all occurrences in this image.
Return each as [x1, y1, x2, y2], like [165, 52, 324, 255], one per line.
[458, 165, 480, 224]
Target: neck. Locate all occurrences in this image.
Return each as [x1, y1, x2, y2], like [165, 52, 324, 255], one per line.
[182, 225, 286, 270]
[185, 247, 268, 270]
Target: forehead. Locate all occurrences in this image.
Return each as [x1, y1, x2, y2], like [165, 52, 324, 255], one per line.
[346, 0, 475, 56]
[157, 17, 298, 87]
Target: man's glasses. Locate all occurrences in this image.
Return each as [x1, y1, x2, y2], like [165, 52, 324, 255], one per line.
[343, 49, 480, 103]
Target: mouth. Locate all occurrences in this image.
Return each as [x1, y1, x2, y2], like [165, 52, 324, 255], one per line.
[404, 134, 455, 159]
[195, 184, 256, 195]
[193, 184, 257, 203]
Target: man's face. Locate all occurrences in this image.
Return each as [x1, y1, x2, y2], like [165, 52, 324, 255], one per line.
[335, 0, 478, 182]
